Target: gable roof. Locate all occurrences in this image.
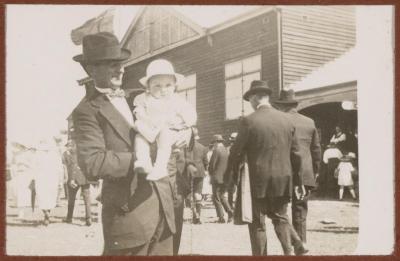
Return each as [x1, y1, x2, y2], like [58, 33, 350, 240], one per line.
[121, 6, 206, 48]
[120, 6, 275, 66]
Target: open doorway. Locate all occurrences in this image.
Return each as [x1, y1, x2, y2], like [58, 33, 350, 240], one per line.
[300, 102, 358, 199]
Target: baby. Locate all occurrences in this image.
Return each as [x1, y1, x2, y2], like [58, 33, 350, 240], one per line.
[133, 59, 197, 180]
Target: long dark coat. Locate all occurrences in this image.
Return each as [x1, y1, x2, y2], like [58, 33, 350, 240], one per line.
[285, 109, 322, 188]
[186, 141, 208, 178]
[72, 92, 175, 251]
[227, 105, 302, 199]
[209, 144, 229, 184]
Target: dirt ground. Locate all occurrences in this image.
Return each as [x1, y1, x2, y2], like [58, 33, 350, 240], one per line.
[6, 193, 358, 256]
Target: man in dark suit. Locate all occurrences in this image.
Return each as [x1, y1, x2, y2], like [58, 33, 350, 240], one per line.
[274, 89, 322, 245]
[63, 140, 96, 226]
[209, 134, 234, 223]
[226, 132, 238, 209]
[185, 127, 208, 224]
[72, 32, 175, 255]
[226, 80, 307, 255]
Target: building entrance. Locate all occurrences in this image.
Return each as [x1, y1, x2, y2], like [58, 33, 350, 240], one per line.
[299, 102, 358, 198]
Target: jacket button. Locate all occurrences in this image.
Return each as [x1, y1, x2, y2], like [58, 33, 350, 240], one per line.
[114, 242, 118, 245]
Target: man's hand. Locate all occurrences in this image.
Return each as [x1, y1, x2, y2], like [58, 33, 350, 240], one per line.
[294, 185, 306, 200]
[69, 180, 78, 189]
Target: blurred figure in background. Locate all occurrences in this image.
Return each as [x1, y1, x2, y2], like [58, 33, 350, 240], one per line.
[322, 143, 343, 198]
[226, 132, 238, 209]
[32, 136, 64, 226]
[202, 143, 214, 201]
[8, 142, 35, 220]
[335, 154, 357, 200]
[208, 134, 234, 223]
[63, 140, 95, 226]
[185, 127, 208, 224]
[330, 126, 346, 153]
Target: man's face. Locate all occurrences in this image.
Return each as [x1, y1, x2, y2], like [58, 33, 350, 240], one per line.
[87, 61, 124, 89]
[148, 75, 176, 99]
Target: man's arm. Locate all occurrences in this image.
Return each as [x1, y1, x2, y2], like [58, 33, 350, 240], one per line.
[73, 107, 134, 181]
[310, 126, 322, 175]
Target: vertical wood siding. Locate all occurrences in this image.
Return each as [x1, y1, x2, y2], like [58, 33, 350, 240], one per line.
[123, 11, 279, 145]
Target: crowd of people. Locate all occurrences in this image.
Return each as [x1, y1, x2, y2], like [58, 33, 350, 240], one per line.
[7, 31, 359, 256]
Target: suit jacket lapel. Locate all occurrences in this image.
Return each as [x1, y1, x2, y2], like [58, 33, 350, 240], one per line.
[90, 94, 133, 147]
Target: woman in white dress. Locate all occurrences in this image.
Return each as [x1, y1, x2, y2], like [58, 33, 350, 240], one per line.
[32, 137, 64, 225]
[8, 143, 35, 220]
[335, 155, 357, 200]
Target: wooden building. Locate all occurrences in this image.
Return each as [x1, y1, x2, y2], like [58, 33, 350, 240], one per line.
[118, 6, 357, 145]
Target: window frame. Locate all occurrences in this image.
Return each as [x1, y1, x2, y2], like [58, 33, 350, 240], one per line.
[224, 53, 262, 120]
[176, 73, 197, 109]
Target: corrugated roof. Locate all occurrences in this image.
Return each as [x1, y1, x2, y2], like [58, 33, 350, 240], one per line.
[289, 47, 358, 92]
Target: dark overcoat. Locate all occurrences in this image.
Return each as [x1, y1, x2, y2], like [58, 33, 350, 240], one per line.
[72, 92, 175, 251]
[227, 105, 302, 199]
[186, 141, 208, 178]
[209, 144, 229, 184]
[286, 110, 321, 187]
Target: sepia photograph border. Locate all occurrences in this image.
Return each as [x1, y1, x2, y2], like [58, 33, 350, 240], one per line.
[1, 0, 398, 260]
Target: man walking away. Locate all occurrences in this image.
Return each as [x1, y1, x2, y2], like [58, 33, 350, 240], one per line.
[226, 80, 307, 255]
[209, 135, 234, 223]
[274, 89, 322, 245]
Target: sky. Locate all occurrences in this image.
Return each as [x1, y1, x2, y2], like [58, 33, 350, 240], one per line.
[6, 5, 259, 144]
[6, 5, 140, 144]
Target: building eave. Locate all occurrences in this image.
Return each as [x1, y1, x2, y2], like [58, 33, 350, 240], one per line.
[122, 6, 276, 67]
[207, 6, 275, 35]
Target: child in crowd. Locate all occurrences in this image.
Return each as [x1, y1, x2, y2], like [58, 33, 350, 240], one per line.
[132, 59, 197, 180]
[335, 154, 357, 200]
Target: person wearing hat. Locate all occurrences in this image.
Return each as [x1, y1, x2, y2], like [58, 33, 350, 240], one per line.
[132, 59, 197, 181]
[274, 89, 322, 245]
[62, 139, 95, 226]
[208, 134, 234, 223]
[72, 32, 176, 255]
[183, 127, 209, 224]
[335, 154, 357, 200]
[226, 80, 307, 255]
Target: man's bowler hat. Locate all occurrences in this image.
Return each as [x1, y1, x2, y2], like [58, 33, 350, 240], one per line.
[243, 80, 272, 101]
[274, 89, 298, 105]
[73, 32, 131, 64]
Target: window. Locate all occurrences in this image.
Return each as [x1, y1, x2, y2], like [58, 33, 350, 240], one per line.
[225, 54, 261, 119]
[177, 74, 196, 108]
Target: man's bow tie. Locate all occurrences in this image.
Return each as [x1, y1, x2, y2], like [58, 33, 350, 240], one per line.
[106, 88, 126, 98]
